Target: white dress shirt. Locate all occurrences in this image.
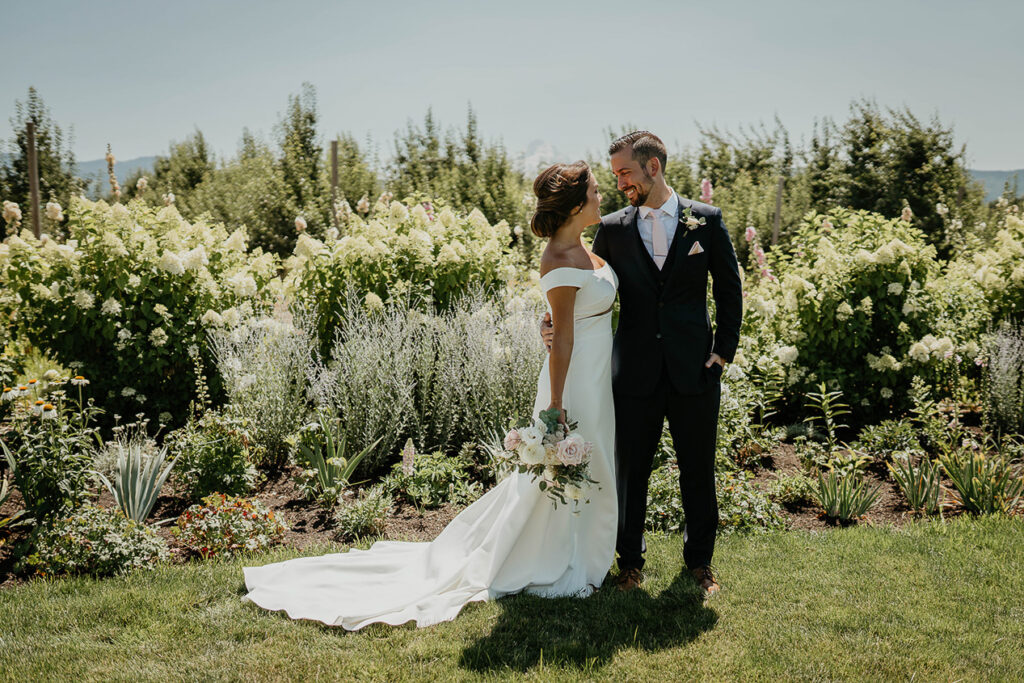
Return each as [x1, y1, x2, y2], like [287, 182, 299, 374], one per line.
[637, 190, 679, 267]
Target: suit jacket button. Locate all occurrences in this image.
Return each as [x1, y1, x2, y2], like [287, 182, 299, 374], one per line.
[658, 302, 664, 308]
[655, 333, 662, 340]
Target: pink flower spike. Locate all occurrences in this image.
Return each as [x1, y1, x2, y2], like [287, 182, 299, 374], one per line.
[745, 226, 756, 242]
[756, 247, 765, 265]
[700, 178, 714, 204]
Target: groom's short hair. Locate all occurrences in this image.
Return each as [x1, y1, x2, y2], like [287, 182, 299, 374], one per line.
[609, 131, 667, 175]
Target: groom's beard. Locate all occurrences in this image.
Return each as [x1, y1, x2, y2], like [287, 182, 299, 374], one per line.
[624, 175, 654, 207]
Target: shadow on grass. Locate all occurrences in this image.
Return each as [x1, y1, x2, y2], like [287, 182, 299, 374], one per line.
[458, 569, 718, 674]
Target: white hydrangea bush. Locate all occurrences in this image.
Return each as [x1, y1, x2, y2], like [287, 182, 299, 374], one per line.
[0, 197, 280, 422]
[738, 208, 952, 418]
[284, 198, 517, 348]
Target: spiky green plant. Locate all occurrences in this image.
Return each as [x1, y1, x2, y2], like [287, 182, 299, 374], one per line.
[96, 442, 177, 523]
[0, 439, 25, 531]
[887, 451, 943, 515]
[939, 446, 1023, 515]
[296, 412, 380, 508]
[816, 469, 881, 523]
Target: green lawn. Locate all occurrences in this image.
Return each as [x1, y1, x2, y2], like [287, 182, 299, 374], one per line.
[1, 516, 1022, 681]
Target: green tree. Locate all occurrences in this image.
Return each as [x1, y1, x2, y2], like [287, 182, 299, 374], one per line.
[124, 128, 215, 213]
[389, 106, 529, 229]
[187, 134, 294, 254]
[1, 87, 81, 232]
[332, 132, 379, 206]
[276, 82, 330, 232]
[836, 100, 983, 255]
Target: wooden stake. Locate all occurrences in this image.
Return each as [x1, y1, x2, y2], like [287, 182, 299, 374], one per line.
[772, 176, 784, 246]
[330, 139, 339, 229]
[26, 121, 42, 239]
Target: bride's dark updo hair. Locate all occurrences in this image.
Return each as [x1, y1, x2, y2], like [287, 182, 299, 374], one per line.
[531, 161, 591, 238]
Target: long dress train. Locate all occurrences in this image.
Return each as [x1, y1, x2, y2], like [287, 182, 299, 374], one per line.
[241, 264, 619, 630]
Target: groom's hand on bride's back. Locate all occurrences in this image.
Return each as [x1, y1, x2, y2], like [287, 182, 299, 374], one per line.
[540, 312, 554, 351]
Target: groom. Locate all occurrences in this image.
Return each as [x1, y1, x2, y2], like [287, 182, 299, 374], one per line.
[543, 131, 742, 596]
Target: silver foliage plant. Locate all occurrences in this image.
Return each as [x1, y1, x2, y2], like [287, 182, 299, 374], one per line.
[311, 287, 545, 476]
[412, 290, 545, 455]
[208, 307, 315, 467]
[309, 290, 419, 476]
[984, 324, 1024, 435]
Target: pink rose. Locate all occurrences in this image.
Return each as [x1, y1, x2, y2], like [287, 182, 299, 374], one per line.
[503, 429, 522, 451]
[556, 434, 588, 466]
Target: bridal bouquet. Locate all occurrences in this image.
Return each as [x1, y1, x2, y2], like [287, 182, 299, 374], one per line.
[501, 409, 598, 509]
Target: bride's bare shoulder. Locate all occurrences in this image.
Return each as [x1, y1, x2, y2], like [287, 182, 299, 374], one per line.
[539, 248, 579, 278]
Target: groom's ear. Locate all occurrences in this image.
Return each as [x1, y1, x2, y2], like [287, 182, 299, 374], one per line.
[646, 157, 661, 178]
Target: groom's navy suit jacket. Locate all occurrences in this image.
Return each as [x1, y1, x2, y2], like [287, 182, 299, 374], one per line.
[592, 197, 743, 397]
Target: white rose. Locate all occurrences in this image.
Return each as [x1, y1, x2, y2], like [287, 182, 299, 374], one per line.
[520, 425, 544, 447]
[520, 443, 546, 465]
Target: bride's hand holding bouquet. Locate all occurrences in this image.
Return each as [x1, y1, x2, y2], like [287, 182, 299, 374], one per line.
[501, 408, 598, 510]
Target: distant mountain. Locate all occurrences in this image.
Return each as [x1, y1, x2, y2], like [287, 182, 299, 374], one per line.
[969, 169, 1023, 203]
[0, 153, 157, 186]
[74, 156, 158, 185]
[517, 140, 560, 175]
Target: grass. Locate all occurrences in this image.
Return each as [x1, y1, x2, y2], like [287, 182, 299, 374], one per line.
[1, 516, 1022, 681]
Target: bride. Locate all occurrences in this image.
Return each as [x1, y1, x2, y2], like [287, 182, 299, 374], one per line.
[242, 161, 619, 630]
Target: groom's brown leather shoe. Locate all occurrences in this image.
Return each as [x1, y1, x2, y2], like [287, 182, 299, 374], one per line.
[615, 567, 644, 592]
[692, 565, 720, 598]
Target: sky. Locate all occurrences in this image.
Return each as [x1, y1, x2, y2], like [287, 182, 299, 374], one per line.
[2, 0, 1022, 169]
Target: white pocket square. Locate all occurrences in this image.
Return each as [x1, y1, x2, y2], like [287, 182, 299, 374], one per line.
[687, 241, 705, 256]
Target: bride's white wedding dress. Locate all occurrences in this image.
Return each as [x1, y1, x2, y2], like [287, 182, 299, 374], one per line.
[242, 263, 619, 630]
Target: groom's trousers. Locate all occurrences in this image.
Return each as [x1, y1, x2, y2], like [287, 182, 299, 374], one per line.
[614, 366, 721, 571]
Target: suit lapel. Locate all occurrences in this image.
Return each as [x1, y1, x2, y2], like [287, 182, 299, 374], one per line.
[663, 195, 701, 291]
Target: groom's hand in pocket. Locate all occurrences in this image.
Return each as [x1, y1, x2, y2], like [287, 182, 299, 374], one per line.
[540, 312, 554, 352]
[705, 353, 725, 368]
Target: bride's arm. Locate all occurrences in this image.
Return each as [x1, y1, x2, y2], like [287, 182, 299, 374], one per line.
[545, 285, 577, 423]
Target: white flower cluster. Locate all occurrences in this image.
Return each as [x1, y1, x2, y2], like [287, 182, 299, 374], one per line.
[775, 345, 799, 365]
[866, 352, 902, 372]
[907, 335, 955, 363]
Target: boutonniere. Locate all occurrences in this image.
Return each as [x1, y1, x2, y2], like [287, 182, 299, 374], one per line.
[681, 206, 706, 231]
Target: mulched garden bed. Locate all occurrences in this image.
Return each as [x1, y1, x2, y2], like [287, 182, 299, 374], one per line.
[0, 444, 973, 589]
